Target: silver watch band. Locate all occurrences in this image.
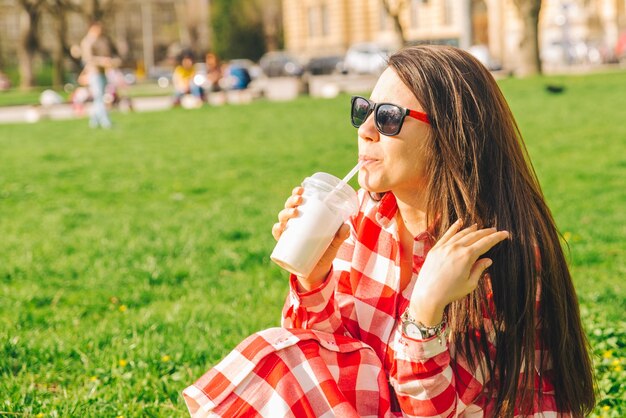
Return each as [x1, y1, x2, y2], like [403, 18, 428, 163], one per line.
[401, 307, 448, 343]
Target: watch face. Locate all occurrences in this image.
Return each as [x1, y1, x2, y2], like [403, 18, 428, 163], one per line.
[402, 321, 423, 340]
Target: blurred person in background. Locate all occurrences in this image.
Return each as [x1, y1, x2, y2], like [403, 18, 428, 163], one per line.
[204, 52, 223, 93]
[105, 67, 133, 112]
[222, 61, 251, 91]
[80, 20, 120, 129]
[0, 70, 10, 91]
[172, 50, 204, 107]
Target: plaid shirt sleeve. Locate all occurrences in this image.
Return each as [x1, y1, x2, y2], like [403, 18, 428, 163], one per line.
[281, 220, 357, 335]
[389, 321, 489, 417]
[389, 290, 565, 417]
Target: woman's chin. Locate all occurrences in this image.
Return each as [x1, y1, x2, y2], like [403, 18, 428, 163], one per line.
[358, 175, 385, 194]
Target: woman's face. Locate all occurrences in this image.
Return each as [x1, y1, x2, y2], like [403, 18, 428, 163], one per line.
[357, 67, 431, 197]
[182, 57, 194, 69]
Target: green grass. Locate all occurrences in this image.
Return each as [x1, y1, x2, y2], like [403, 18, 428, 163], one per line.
[0, 72, 624, 417]
[0, 82, 172, 107]
[0, 89, 63, 107]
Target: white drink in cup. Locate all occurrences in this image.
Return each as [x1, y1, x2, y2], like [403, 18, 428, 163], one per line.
[271, 165, 362, 278]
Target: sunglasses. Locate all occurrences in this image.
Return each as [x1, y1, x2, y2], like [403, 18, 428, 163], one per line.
[350, 95, 430, 136]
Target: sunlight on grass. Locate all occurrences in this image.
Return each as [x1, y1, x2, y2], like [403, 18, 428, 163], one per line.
[1, 72, 625, 416]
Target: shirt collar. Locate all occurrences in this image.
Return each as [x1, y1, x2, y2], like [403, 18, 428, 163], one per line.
[374, 192, 436, 243]
[374, 192, 398, 228]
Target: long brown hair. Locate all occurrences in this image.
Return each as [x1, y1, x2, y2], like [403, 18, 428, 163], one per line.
[388, 45, 594, 416]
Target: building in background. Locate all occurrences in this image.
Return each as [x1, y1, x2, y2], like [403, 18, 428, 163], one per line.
[282, 0, 626, 72]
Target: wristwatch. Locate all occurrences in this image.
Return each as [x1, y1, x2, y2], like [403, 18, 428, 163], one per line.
[401, 308, 447, 344]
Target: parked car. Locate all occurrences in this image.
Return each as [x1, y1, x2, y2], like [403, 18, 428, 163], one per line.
[541, 40, 603, 66]
[259, 51, 304, 77]
[306, 55, 345, 76]
[343, 43, 390, 75]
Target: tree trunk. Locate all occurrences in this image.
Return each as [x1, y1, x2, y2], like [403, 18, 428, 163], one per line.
[17, 1, 43, 89]
[83, 0, 115, 24]
[260, 0, 281, 52]
[51, 17, 66, 88]
[382, 0, 408, 46]
[45, 0, 83, 88]
[0, 33, 5, 70]
[512, 0, 542, 76]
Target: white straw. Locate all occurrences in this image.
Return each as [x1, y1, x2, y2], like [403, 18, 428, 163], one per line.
[340, 160, 365, 186]
[323, 160, 365, 203]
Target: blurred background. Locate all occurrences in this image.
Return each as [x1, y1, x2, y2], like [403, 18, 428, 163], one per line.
[0, 0, 625, 117]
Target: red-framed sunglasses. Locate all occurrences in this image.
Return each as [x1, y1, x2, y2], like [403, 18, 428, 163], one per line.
[350, 95, 430, 136]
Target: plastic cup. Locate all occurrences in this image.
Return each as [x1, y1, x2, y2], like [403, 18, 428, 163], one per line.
[271, 172, 359, 277]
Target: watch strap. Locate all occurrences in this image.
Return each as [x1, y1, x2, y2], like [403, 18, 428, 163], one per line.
[401, 307, 448, 344]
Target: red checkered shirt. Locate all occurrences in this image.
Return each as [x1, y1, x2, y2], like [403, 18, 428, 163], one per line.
[183, 190, 568, 417]
[281, 190, 566, 417]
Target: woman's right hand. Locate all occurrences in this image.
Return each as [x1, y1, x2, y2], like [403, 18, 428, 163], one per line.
[409, 220, 509, 326]
[272, 186, 350, 292]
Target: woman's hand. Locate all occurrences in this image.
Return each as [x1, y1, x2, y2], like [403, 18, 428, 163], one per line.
[272, 187, 350, 292]
[409, 220, 509, 326]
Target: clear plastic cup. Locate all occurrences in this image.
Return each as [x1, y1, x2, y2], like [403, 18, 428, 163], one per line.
[271, 172, 359, 277]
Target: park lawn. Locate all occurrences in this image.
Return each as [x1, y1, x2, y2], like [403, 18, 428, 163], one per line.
[0, 89, 62, 107]
[0, 71, 624, 417]
[0, 83, 170, 108]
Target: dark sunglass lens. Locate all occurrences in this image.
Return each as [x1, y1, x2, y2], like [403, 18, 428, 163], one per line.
[377, 104, 403, 135]
[351, 98, 370, 126]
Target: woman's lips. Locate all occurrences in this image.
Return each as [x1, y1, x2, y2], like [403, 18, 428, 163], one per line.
[359, 155, 379, 163]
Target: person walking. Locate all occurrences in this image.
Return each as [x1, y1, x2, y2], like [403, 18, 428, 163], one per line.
[80, 21, 120, 129]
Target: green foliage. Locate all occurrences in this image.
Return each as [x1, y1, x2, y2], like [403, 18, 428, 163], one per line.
[0, 71, 625, 416]
[3, 65, 21, 87]
[210, 0, 266, 61]
[0, 60, 72, 93]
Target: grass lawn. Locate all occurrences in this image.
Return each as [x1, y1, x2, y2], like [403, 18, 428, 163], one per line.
[0, 71, 624, 417]
[0, 83, 171, 107]
[0, 89, 61, 107]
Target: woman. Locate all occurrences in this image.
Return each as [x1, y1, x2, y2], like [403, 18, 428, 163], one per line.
[173, 50, 205, 106]
[183, 46, 595, 417]
[79, 21, 120, 129]
[204, 52, 223, 93]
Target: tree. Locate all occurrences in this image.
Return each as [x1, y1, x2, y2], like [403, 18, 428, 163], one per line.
[82, 0, 116, 23]
[257, 0, 283, 52]
[40, 0, 116, 89]
[44, 0, 82, 88]
[511, 0, 543, 75]
[211, 0, 265, 60]
[381, 0, 410, 47]
[17, 0, 45, 89]
[175, 0, 206, 55]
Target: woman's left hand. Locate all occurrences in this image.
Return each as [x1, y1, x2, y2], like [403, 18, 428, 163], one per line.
[409, 220, 509, 326]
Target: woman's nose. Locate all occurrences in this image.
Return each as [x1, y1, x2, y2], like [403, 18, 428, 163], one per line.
[357, 113, 379, 142]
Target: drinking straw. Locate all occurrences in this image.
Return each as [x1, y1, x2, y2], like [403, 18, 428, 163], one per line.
[323, 160, 365, 203]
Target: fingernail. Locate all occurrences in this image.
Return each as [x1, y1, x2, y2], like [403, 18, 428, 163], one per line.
[486, 260, 493, 267]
